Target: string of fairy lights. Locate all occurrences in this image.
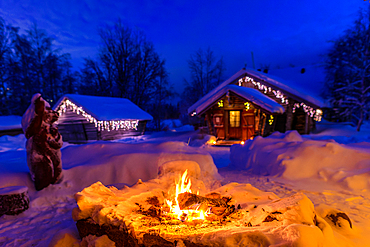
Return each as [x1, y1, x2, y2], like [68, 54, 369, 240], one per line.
[57, 99, 139, 131]
[238, 76, 322, 121]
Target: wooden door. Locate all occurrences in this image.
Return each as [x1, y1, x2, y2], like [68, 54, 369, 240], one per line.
[212, 113, 225, 139]
[242, 110, 255, 140]
[229, 111, 241, 140]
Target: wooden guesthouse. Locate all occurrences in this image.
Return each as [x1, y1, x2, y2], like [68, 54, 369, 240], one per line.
[188, 68, 325, 144]
[53, 94, 153, 143]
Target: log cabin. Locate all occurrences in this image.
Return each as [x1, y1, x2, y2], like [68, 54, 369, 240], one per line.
[53, 94, 153, 143]
[188, 68, 325, 144]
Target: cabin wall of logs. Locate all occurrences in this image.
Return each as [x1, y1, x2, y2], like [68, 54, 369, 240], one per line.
[242, 76, 314, 135]
[202, 81, 315, 142]
[204, 93, 270, 141]
[57, 108, 147, 143]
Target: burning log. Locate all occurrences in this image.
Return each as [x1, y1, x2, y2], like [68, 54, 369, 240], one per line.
[177, 192, 235, 217]
[178, 192, 230, 209]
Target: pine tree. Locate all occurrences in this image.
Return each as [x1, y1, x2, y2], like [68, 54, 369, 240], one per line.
[325, 7, 370, 131]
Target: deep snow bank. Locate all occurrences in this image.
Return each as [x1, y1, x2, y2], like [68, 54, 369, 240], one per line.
[62, 141, 220, 191]
[230, 131, 370, 192]
[0, 141, 220, 196]
[0, 115, 22, 131]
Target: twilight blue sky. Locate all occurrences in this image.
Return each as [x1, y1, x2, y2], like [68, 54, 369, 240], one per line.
[0, 0, 367, 93]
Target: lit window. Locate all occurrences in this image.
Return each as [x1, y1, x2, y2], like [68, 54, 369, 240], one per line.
[230, 111, 240, 127]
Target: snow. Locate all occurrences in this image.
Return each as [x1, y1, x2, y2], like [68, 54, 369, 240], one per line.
[230, 130, 370, 193]
[0, 115, 22, 131]
[158, 119, 195, 132]
[242, 68, 326, 108]
[0, 186, 28, 196]
[21, 93, 50, 134]
[188, 84, 285, 115]
[188, 68, 326, 115]
[268, 65, 326, 106]
[53, 94, 153, 121]
[0, 121, 370, 246]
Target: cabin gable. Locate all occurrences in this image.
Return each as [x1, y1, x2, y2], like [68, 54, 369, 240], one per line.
[189, 68, 324, 142]
[53, 95, 152, 143]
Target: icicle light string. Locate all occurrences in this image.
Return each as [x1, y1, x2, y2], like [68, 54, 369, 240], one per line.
[57, 99, 139, 131]
[238, 76, 322, 121]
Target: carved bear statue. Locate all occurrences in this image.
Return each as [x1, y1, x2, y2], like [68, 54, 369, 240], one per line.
[22, 93, 63, 191]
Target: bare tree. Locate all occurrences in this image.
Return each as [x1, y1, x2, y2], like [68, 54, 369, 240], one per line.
[182, 47, 225, 106]
[80, 19, 173, 111]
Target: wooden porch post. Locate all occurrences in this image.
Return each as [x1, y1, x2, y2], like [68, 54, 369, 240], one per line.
[304, 114, 310, 134]
[260, 113, 266, 136]
[285, 101, 294, 131]
[224, 110, 229, 140]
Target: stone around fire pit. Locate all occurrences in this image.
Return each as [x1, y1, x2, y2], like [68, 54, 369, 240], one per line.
[0, 186, 29, 217]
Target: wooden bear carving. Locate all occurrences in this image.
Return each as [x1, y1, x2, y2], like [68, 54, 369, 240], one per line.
[22, 93, 63, 191]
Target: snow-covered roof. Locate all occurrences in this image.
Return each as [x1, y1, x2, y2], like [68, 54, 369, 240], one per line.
[244, 67, 326, 108]
[188, 68, 326, 115]
[53, 94, 153, 121]
[189, 85, 285, 115]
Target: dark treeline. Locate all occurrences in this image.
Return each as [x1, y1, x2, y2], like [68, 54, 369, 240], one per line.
[0, 18, 177, 130]
[0, 18, 77, 115]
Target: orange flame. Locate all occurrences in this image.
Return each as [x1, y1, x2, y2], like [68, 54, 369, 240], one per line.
[165, 170, 209, 221]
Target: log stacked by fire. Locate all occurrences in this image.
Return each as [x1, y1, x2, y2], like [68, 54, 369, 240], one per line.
[0, 186, 29, 217]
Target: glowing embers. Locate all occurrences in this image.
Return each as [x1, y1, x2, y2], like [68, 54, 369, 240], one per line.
[57, 99, 140, 131]
[164, 170, 210, 222]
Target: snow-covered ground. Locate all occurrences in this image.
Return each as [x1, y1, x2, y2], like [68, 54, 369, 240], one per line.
[1, 120, 370, 246]
[0, 115, 22, 131]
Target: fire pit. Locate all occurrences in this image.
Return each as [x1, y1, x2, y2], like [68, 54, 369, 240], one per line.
[72, 162, 333, 246]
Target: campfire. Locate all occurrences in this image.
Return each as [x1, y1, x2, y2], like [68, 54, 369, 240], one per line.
[162, 170, 234, 223]
[72, 163, 346, 247]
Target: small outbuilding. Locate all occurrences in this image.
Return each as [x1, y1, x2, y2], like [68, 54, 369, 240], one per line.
[188, 68, 325, 144]
[53, 94, 153, 143]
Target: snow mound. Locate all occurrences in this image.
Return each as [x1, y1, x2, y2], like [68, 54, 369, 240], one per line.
[0, 140, 220, 197]
[160, 119, 194, 132]
[230, 131, 370, 192]
[61, 141, 220, 192]
[0, 115, 22, 131]
[0, 134, 26, 152]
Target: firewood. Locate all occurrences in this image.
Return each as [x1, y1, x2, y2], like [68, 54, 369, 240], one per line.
[0, 186, 29, 217]
[177, 192, 230, 210]
[205, 192, 221, 199]
[210, 206, 226, 216]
